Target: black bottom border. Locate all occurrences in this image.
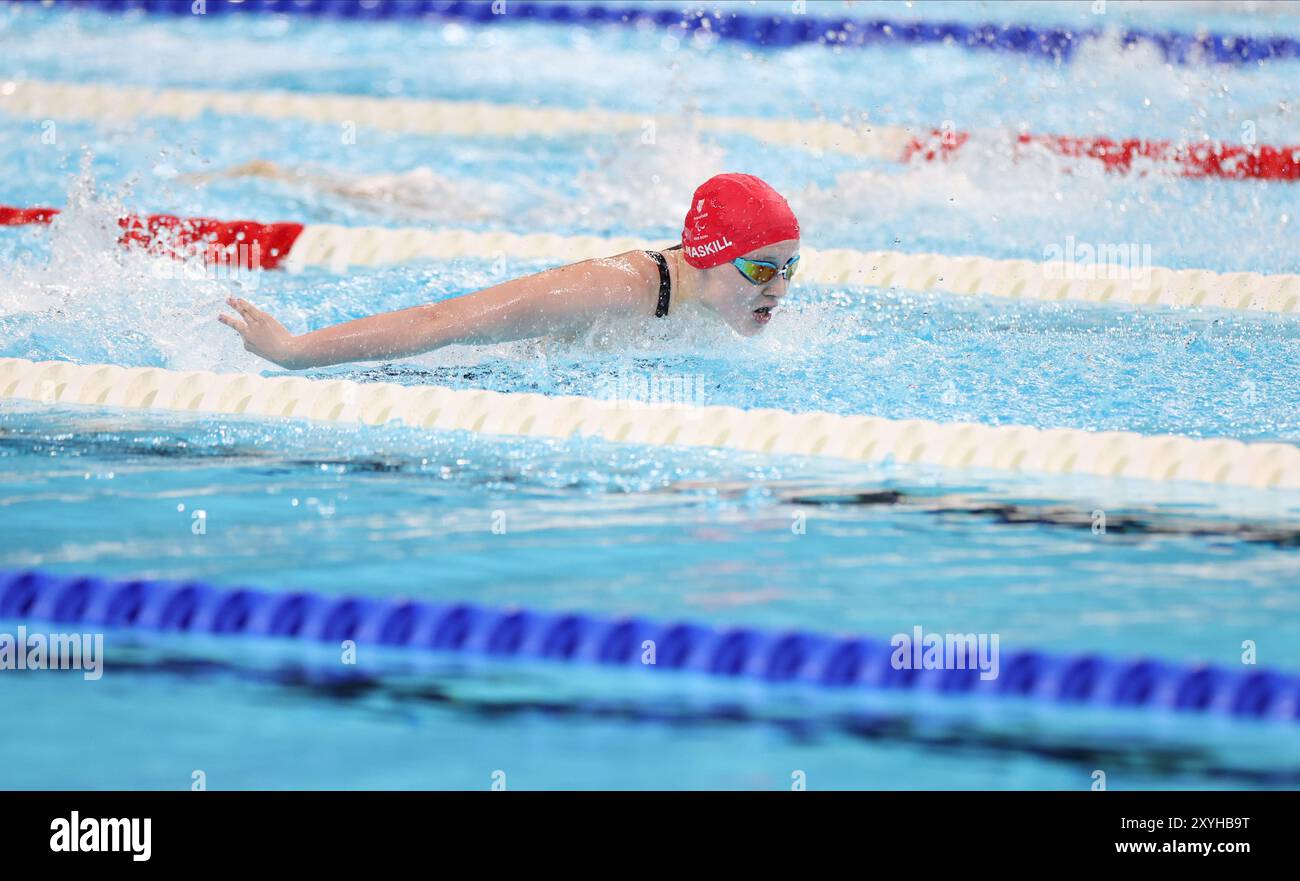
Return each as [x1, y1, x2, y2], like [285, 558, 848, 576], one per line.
[1, 790, 1287, 865]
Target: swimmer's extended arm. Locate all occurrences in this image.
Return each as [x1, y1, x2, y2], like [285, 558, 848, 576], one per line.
[220, 254, 656, 369]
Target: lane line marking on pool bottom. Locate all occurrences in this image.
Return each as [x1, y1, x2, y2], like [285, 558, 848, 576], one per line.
[2, 79, 1297, 181]
[3, 569, 1297, 724]
[2, 357, 1298, 490]
[4, 205, 1299, 314]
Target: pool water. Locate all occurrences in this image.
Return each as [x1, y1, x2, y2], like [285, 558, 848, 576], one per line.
[1, 0, 1299, 789]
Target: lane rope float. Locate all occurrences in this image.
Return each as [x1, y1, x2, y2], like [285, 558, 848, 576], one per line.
[3, 79, 1297, 182]
[4, 203, 1299, 314]
[2, 356, 1298, 490]
[904, 129, 1300, 182]
[53, 0, 1300, 67]
[0, 205, 304, 271]
[2, 568, 1296, 723]
[0, 78, 916, 161]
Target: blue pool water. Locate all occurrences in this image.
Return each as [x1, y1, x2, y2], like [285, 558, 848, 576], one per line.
[1, 1, 1299, 789]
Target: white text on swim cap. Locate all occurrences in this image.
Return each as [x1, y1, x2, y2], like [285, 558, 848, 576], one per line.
[684, 236, 735, 260]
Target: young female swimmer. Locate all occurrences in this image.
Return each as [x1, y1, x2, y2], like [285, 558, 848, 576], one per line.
[219, 173, 801, 370]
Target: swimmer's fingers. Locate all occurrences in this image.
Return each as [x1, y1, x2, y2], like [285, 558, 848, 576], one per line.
[227, 296, 274, 327]
[220, 300, 296, 365]
[217, 312, 249, 336]
[227, 296, 257, 320]
[219, 300, 266, 338]
[218, 311, 269, 357]
[231, 298, 293, 337]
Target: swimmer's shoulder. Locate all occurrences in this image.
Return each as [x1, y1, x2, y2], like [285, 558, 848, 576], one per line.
[612, 249, 673, 314]
[611, 248, 659, 278]
[562, 250, 655, 288]
[546, 250, 664, 316]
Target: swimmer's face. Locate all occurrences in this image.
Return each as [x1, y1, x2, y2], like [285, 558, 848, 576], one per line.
[698, 239, 800, 337]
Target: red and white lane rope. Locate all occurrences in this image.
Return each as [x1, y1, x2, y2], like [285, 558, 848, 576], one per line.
[3, 205, 1298, 313]
[903, 130, 1300, 181]
[0, 205, 302, 270]
[3, 79, 1297, 182]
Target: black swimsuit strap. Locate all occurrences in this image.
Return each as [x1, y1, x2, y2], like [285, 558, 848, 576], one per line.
[646, 250, 672, 318]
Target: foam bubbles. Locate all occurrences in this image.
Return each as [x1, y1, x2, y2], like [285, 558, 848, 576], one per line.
[0, 155, 263, 372]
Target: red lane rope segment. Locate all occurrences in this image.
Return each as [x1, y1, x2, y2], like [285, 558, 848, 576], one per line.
[0, 206, 61, 225]
[903, 131, 1300, 180]
[0, 206, 304, 270]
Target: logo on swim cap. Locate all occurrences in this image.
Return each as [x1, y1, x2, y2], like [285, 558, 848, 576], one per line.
[680, 173, 799, 270]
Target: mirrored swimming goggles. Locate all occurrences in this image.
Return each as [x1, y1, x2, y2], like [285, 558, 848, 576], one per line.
[731, 254, 800, 285]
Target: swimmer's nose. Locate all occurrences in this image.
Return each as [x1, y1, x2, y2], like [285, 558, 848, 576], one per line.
[766, 276, 790, 298]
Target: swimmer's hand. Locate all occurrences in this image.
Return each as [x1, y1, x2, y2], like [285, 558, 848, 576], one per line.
[219, 297, 304, 369]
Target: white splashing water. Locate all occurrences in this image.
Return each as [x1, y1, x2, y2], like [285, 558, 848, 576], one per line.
[0, 155, 262, 372]
[549, 124, 730, 235]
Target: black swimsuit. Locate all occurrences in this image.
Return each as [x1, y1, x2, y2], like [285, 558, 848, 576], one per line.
[645, 244, 680, 318]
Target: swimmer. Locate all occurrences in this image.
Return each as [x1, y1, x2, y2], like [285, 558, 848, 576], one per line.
[183, 160, 500, 220]
[219, 173, 800, 370]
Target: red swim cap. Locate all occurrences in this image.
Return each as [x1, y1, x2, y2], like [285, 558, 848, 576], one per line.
[680, 173, 800, 269]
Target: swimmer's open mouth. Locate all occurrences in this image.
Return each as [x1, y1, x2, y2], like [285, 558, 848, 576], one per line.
[753, 306, 774, 324]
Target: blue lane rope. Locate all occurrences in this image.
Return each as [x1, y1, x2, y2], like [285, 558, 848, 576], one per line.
[60, 0, 1300, 66]
[2, 569, 1297, 723]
